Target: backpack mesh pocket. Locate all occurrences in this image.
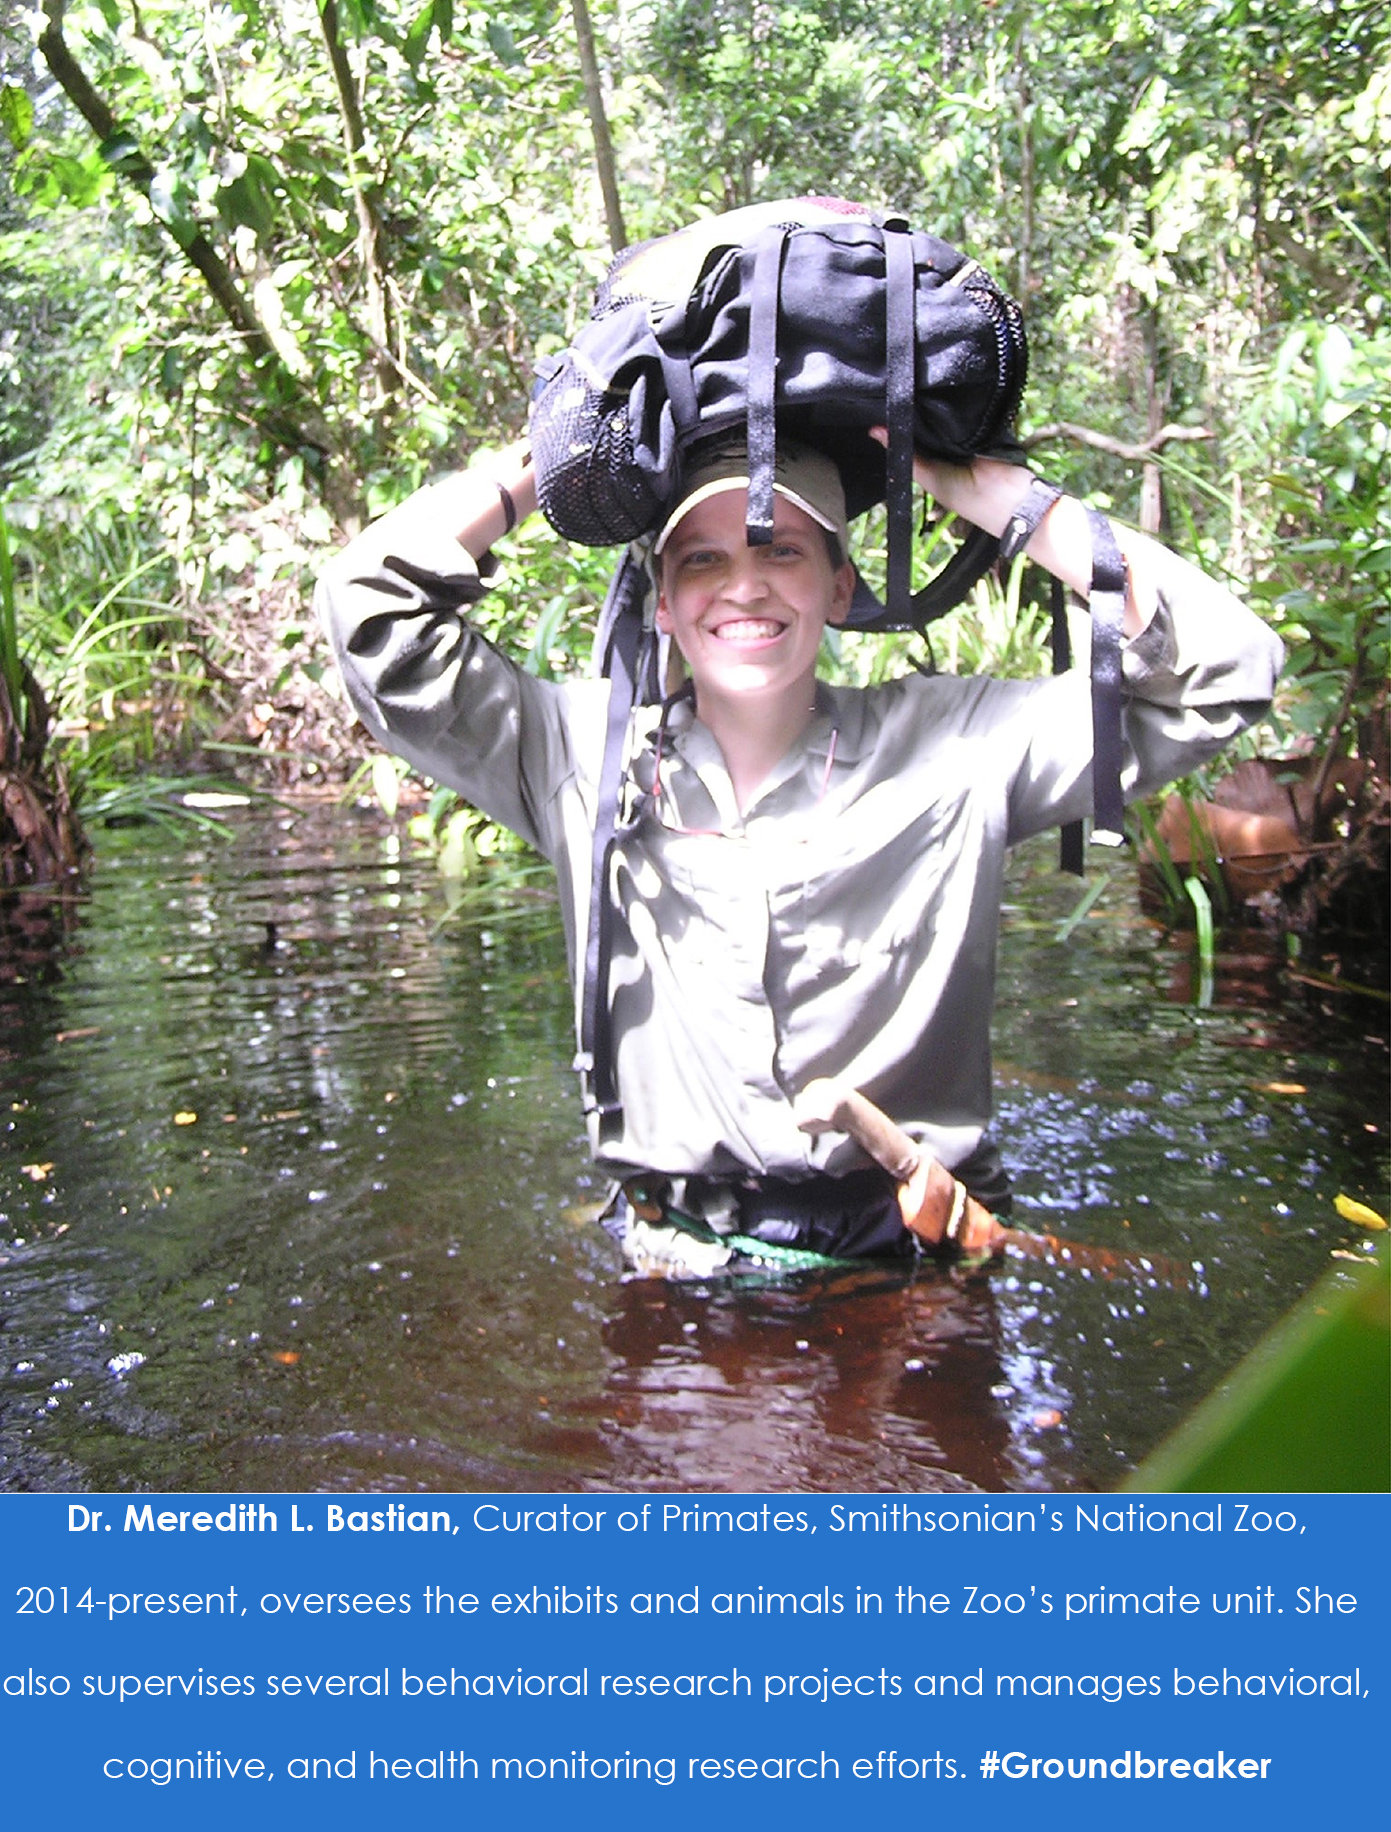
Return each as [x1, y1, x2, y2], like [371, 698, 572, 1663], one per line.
[532, 374, 662, 548]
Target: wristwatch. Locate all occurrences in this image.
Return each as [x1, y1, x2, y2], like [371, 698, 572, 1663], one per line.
[998, 477, 1064, 563]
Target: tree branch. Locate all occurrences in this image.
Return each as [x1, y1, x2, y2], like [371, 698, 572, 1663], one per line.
[316, 0, 398, 378]
[36, 0, 361, 518]
[1021, 421, 1214, 461]
[39, 0, 275, 365]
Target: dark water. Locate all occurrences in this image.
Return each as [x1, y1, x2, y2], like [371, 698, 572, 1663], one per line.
[1, 805, 1385, 1494]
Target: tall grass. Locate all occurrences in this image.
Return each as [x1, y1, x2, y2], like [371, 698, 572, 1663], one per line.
[14, 516, 180, 724]
[822, 508, 1056, 687]
[0, 504, 240, 825]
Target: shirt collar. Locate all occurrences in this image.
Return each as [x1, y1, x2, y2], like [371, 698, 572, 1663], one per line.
[660, 682, 851, 822]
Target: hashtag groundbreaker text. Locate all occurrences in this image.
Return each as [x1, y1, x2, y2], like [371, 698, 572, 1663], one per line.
[980, 1748, 1272, 1781]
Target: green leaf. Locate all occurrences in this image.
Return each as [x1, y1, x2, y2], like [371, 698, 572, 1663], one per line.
[49, 152, 109, 207]
[217, 155, 278, 241]
[277, 138, 331, 175]
[486, 19, 524, 65]
[438, 807, 479, 879]
[403, 3, 435, 67]
[426, 784, 458, 825]
[1124, 1244, 1389, 1493]
[432, 0, 454, 43]
[149, 167, 197, 243]
[1320, 399, 1359, 429]
[371, 751, 400, 819]
[1314, 324, 1355, 397]
[97, 131, 146, 178]
[0, 85, 34, 151]
[1054, 870, 1112, 943]
[336, 0, 381, 39]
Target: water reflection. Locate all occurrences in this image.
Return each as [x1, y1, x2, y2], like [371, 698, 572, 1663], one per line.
[594, 1269, 1049, 1492]
[0, 806, 1384, 1493]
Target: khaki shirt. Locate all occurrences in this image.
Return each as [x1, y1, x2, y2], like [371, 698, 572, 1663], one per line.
[317, 482, 1282, 1182]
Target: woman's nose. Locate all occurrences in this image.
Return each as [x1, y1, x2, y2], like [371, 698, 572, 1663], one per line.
[722, 553, 769, 601]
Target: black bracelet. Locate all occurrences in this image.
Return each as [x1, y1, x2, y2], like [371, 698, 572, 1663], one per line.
[495, 480, 519, 535]
[998, 478, 1064, 563]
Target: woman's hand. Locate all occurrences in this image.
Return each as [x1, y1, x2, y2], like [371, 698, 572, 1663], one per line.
[412, 442, 538, 562]
[868, 427, 1156, 636]
[869, 428, 1030, 536]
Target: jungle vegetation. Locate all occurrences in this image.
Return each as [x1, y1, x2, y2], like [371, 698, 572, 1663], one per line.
[0, 0, 1386, 963]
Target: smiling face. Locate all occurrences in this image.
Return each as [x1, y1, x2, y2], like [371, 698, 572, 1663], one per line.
[656, 487, 854, 713]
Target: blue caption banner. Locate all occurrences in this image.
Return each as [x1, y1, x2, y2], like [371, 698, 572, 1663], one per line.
[1, 1492, 1383, 1830]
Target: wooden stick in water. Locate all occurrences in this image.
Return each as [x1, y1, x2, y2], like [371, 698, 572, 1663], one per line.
[794, 1078, 1192, 1289]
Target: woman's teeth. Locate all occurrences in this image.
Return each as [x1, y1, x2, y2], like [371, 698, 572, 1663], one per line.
[715, 618, 783, 642]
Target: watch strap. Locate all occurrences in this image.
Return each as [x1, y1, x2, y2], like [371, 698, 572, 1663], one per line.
[998, 478, 1064, 563]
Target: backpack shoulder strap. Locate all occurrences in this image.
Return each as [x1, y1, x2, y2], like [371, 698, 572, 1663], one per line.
[883, 220, 917, 618]
[577, 550, 657, 1133]
[1085, 508, 1128, 846]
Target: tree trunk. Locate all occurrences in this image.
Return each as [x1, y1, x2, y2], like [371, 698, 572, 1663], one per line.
[1138, 263, 1170, 535]
[0, 661, 85, 891]
[571, 0, 627, 251]
[1013, 20, 1034, 302]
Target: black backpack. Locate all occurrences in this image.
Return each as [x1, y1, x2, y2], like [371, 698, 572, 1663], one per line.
[530, 198, 1126, 1133]
[532, 195, 1028, 627]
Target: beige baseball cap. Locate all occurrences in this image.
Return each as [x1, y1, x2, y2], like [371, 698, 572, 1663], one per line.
[653, 436, 849, 560]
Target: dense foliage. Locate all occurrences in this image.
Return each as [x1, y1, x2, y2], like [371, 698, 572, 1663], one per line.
[0, 0, 1386, 924]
